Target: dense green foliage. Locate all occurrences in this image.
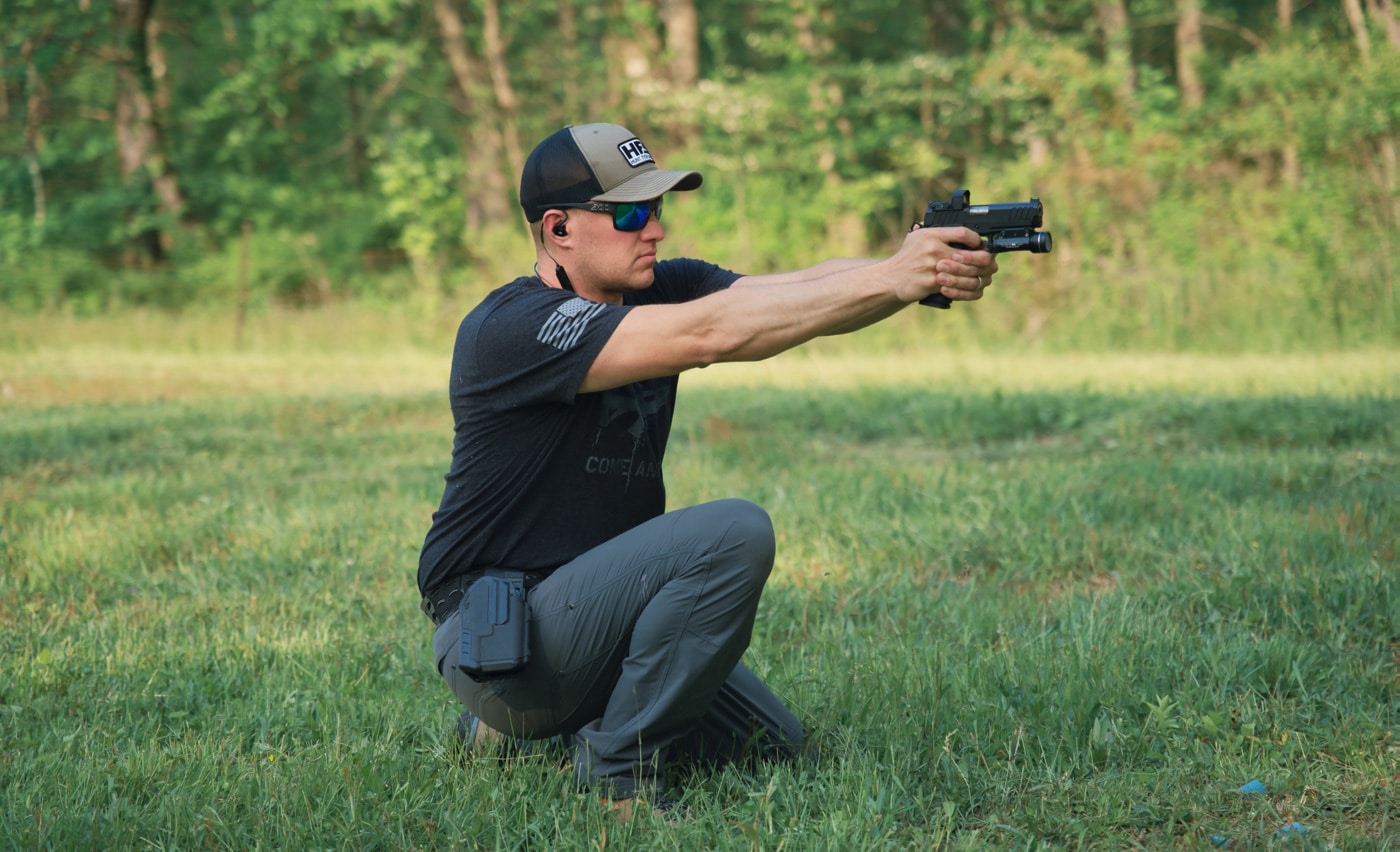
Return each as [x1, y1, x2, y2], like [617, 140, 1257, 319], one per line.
[1, 351, 1395, 847]
[2, 0, 1398, 349]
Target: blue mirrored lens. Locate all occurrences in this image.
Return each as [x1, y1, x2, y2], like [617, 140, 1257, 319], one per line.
[613, 198, 661, 231]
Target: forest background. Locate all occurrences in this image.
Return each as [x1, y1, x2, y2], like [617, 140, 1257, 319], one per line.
[3, 0, 1398, 352]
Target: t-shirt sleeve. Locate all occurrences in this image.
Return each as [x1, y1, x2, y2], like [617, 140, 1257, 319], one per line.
[636, 258, 742, 305]
[452, 286, 629, 409]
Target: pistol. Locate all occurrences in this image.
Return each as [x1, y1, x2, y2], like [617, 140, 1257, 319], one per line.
[917, 189, 1052, 308]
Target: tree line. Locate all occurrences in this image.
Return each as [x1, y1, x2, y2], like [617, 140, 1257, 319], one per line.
[2, 0, 1397, 347]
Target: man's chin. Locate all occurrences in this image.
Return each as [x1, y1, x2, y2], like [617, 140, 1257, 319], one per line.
[631, 266, 657, 289]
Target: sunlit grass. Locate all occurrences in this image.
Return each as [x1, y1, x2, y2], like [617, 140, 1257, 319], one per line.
[3, 306, 1396, 407]
[689, 346, 1399, 396]
[2, 307, 1396, 848]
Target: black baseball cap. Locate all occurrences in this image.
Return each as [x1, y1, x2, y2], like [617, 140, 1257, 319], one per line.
[519, 123, 703, 222]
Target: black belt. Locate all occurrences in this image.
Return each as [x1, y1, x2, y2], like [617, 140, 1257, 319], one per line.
[421, 569, 548, 626]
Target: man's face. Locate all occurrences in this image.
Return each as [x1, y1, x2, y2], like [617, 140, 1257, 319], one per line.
[563, 201, 665, 304]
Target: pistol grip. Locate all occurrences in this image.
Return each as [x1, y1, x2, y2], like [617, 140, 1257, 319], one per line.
[918, 240, 978, 309]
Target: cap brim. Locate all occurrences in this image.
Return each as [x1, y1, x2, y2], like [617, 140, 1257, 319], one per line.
[591, 169, 703, 203]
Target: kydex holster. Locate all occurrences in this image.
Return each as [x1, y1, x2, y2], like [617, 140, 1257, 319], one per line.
[458, 572, 530, 680]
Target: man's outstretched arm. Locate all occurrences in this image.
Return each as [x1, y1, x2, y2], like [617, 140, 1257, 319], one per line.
[579, 226, 998, 393]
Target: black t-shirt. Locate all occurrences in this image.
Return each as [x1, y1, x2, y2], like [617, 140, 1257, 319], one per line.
[417, 258, 740, 594]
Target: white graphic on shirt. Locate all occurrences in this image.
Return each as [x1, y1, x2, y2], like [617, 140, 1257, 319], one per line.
[537, 298, 604, 350]
[587, 384, 667, 490]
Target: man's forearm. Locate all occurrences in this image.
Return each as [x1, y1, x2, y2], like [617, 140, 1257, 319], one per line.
[730, 259, 888, 335]
[691, 260, 908, 361]
[730, 258, 879, 289]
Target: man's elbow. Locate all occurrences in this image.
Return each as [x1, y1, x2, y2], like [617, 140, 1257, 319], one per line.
[687, 323, 770, 367]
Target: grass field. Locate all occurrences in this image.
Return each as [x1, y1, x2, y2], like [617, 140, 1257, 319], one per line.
[1, 312, 1396, 849]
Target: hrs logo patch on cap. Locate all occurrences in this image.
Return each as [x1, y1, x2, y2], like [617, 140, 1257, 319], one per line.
[617, 138, 655, 168]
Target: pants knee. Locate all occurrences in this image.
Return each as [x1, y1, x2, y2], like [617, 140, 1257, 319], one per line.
[702, 498, 775, 587]
[731, 498, 776, 569]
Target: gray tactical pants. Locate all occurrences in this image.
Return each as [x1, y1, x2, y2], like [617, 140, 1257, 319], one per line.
[432, 499, 804, 798]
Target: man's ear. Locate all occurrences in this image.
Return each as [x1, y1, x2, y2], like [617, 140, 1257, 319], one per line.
[542, 210, 569, 242]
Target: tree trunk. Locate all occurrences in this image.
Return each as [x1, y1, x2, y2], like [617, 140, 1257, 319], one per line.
[480, 0, 524, 186]
[795, 7, 838, 175]
[1175, 0, 1205, 111]
[1361, 0, 1399, 234]
[344, 82, 366, 189]
[146, 12, 170, 112]
[658, 0, 699, 87]
[1343, 0, 1372, 65]
[2, 40, 10, 122]
[656, 0, 700, 141]
[1275, 0, 1300, 186]
[1096, 0, 1136, 122]
[794, 6, 861, 255]
[1365, 0, 1400, 51]
[114, 0, 185, 261]
[432, 0, 511, 232]
[604, 0, 662, 115]
[21, 38, 49, 226]
[557, 0, 581, 117]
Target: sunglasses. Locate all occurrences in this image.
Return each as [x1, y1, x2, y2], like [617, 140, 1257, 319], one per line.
[553, 197, 663, 232]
